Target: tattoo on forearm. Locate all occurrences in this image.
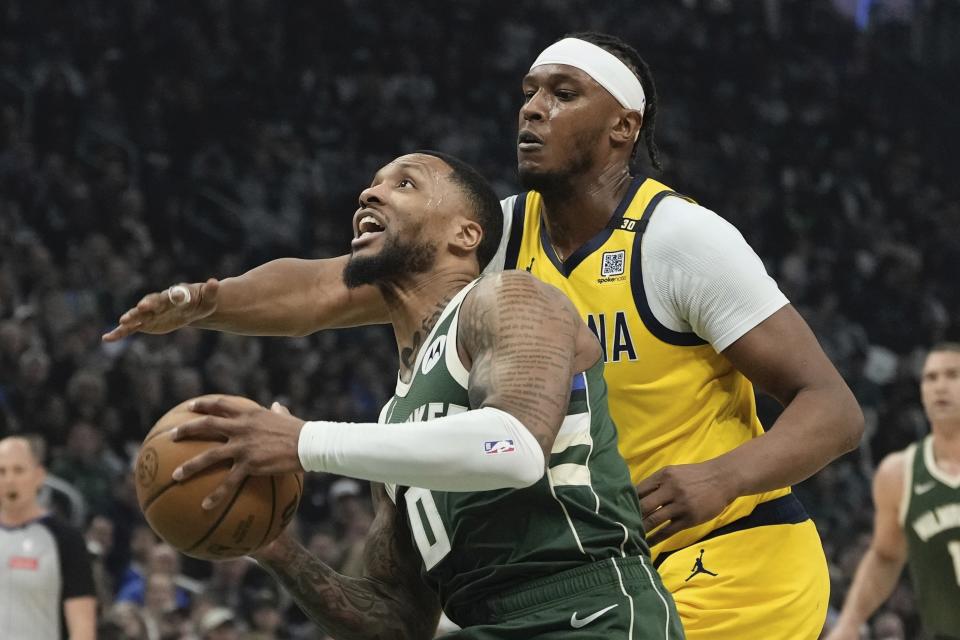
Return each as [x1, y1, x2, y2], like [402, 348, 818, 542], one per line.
[259, 486, 438, 640]
[259, 543, 404, 640]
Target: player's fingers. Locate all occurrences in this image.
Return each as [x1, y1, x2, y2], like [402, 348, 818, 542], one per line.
[639, 485, 672, 517]
[101, 321, 142, 342]
[136, 292, 166, 313]
[201, 466, 246, 511]
[172, 446, 231, 483]
[188, 397, 243, 418]
[645, 517, 689, 548]
[119, 303, 154, 326]
[635, 469, 665, 498]
[171, 414, 234, 441]
[641, 501, 678, 533]
[197, 278, 220, 312]
[270, 401, 291, 416]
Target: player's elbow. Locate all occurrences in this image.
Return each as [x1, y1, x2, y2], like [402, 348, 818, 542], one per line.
[484, 408, 547, 488]
[834, 391, 865, 454]
[870, 542, 907, 568]
[505, 446, 546, 488]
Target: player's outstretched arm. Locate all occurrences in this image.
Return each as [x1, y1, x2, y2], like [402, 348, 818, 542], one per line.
[253, 484, 440, 640]
[458, 270, 595, 460]
[826, 452, 908, 640]
[102, 255, 389, 342]
[173, 272, 593, 500]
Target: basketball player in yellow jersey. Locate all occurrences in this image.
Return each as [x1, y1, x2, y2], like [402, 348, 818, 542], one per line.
[105, 33, 864, 638]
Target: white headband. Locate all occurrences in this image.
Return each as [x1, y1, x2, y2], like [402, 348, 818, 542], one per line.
[530, 38, 646, 115]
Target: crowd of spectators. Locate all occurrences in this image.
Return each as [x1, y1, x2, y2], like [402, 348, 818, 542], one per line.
[1, 0, 958, 638]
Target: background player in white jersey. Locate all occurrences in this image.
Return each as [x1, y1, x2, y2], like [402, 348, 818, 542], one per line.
[827, 343, 960, 640]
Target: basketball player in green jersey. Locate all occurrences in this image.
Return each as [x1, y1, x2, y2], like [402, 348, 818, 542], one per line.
[827, 343, 960, 640]
[170, 151, 684, 639]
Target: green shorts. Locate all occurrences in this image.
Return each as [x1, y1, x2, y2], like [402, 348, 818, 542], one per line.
[442, 556, 685, 639]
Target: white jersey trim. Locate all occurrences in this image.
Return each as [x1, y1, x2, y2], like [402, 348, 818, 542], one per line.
[924, 436, 960, 488]
[483, 196, 516, 275]
[640, 196, 789, 352]
[488, 192, 787, 353]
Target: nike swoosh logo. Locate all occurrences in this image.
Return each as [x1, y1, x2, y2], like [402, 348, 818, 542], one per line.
[570, 604, 619, 629]
[915, 482, 936, 495]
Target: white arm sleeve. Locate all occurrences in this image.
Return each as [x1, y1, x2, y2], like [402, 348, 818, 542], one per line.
[481, 195, 517, 275]
[642, 197, 789, 352]
[298, 406, 545, 492]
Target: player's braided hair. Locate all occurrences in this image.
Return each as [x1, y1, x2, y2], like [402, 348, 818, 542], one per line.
[565, 32, 662, 173]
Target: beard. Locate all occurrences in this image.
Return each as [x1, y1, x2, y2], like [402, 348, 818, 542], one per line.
[517, 127, 603, 197]
[343, 232, 438, 289]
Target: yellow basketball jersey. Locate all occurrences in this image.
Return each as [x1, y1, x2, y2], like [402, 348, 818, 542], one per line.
[504, 177, 790, 557]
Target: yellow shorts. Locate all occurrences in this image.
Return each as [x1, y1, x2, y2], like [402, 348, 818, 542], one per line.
[655, 496, 830, 640]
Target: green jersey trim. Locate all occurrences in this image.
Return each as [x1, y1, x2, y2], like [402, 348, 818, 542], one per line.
[924, 436, 960, 489]
[899, 442, 918, 526]
[393, 279, 481, 398]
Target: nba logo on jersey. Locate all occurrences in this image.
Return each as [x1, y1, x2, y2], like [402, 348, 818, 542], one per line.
[484, 440, 515, 454]
[601, 250, 625, 277]
[422, 335, 447, 375]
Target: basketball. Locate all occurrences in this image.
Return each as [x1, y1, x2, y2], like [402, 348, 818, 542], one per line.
[134, 395, 302, 560]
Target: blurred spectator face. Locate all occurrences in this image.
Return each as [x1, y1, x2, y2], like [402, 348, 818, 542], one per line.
[67, 369, 107, 414]
[147, 542, 181, 576]
[0, 437, 46, 517]
[130, 524, 158, 563]
[144, 572, 176, 614]
[872, 611, 905, 640]
[66, 421, 103, 462]
[86, 514, 115, 556]
[0, 320, 25, 360]
[251, 604, 281, 634]
[18, 349, 50, 388]
[920, 349, 960, 426]
[248, 589, 281, 633]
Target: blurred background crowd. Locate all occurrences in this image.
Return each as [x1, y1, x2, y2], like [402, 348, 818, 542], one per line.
[1, 0, 958, 638]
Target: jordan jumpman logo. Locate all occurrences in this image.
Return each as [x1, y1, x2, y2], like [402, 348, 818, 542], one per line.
[685, 549, 719, 582]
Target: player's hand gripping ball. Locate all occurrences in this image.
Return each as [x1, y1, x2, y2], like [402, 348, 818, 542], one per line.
[135, 395, 302, 560]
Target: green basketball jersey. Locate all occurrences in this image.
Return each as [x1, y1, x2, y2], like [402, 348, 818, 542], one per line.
[901, 436, 960, 638]
[380, 278, 648, 625]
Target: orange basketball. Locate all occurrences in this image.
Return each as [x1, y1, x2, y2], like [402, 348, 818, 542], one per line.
[134, 395, 302, 560]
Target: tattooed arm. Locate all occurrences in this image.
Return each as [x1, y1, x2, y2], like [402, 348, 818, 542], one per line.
[458, 270, 601, 458]
[253, 483, 440, 640]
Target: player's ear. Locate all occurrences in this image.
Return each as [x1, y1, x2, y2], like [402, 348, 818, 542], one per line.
[450, 217, 483, 258]
[611, 110, 642, 148]
[34, 465, 47, 492]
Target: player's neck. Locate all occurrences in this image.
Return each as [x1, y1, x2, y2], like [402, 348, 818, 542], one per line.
[931, 423, 960, 469]
[0, 503, 45, 528]
[382, 268, 476, 383]
[539, 162, 633, 261]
